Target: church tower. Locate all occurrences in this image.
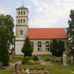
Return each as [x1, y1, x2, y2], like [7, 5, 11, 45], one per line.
[15, 6, 29, 55]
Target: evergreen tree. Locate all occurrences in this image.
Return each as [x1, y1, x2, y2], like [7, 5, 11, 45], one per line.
[58, 40, 65, 56]
[67, 10, 74, 44]
[50, 39, 65, 57]
[50, 39, 58, 56]
[67, 10, 74, 63]
[22, 37, 33, 56]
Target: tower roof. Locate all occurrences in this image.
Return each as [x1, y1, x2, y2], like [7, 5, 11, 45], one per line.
[16, 6, 28, 11]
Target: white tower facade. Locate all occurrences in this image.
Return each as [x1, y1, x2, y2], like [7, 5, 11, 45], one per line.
[15, 6, 29, 55]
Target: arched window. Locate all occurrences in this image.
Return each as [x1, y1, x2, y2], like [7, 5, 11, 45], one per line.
[20, 30, 23, 35]
[18, 11, 20, 15]
[18, 19, 20, 23]
[23, 11, 25, 15]
[31, 42, 34, 48]
[38, 41, 42, 51]
[45, 41, 50, 51]
[23, 19, 25, 23]
[21, 19, 22, 23]
[21, 11, 23, 15]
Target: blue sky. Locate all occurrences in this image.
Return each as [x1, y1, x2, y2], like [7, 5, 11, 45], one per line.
[0, 0, 74, 28]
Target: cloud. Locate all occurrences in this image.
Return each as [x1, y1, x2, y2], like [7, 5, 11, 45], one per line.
[0, 0, 74, 28]
[31, 0, 40, 5]
[0, 7, 7, 14]
[29, 17, 58, 28]
[29, 0, 74, 28]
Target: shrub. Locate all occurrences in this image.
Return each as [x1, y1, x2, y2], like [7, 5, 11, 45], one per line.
[33, 56, 38, 61]
[22, 56, 33, 65]
[45, 58, 51, 61]
[2, 54, 9, 66]
[22, 57, 29, 64]
[28, 60, 35, 65]
[0, 62, 2, 68]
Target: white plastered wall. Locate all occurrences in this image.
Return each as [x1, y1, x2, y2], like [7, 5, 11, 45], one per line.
[30, 39, 52, 55]
[15, 40, 24, 55]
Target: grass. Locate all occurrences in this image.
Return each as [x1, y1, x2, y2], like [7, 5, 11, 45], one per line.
[38, 55, 52, 61]
[10, 55, 23, 63]
[0, 55, 23, 74]
[0, 55, 74, 74]
[19, 55, 74, 74]
[48, 64, 74, 74]
[10, 55, 52, 62]
[0, 64, 74, 74]
[0, 67, 13, 74]
[19, 64, 74, 74]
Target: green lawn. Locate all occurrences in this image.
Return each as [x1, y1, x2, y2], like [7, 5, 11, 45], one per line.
[0, 55, 74, 74]
[38, 55, 52, 61]
[20, 64, 74, 74]
[0, 64, 74, 74]
[0, 68, 13, 74]
[10, 55, 23, 63]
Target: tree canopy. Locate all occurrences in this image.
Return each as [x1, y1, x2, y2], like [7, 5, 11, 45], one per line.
[0, 14, 14, 66]
[0, 14, 14, 44]
[50, 39, 65, 57]
[67, 10, 74, 44]
[67, 10, 74, 63]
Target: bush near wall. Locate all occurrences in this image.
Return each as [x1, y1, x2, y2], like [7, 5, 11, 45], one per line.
[22, 56, 38, 65]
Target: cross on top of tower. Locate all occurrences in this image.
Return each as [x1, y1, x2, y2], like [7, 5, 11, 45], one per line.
[22, 2, 24, 8]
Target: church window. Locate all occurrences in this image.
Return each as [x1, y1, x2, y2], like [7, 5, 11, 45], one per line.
[45, 41, 50, 51]
[18, 19, 20, 23]
[18, 11, 20, 15]
[20, 30, 23, 35]
[23, 19, 25, 23]
[38, 41, 42, 51]
[21, 11, 23, 15]
[24, 11, 25, 15]
[21, 19, 22, 23]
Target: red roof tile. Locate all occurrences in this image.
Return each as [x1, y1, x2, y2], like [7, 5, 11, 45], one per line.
[28, 28, 67, 39]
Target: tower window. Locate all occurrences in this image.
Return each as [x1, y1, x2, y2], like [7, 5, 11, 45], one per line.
[21, 19, 22, 23]
[18, 11, 20, 15]
[21, 11, 23, 15]
[18, 19, 20, 23]
[20, 30, 23, 35]
[24, 11, 25, 15]
[23, 19, 25, 23]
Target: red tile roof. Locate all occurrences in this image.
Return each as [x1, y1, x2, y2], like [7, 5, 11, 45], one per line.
[28, 28, 67, 39]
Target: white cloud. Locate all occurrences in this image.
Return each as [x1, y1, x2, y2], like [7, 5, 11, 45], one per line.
[29, 0, 74, 28]
[0, 6, 12, 15]
[29, 18, 58, 28]
[31, 0, 40, 5]
[0, 7, 7, 14]
[0, 0, 74, 28]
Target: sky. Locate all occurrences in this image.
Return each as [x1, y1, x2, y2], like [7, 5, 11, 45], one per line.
[0, 0, 74, 28]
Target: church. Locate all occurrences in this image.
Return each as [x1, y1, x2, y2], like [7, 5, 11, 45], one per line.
[15, 6, 67, 55]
